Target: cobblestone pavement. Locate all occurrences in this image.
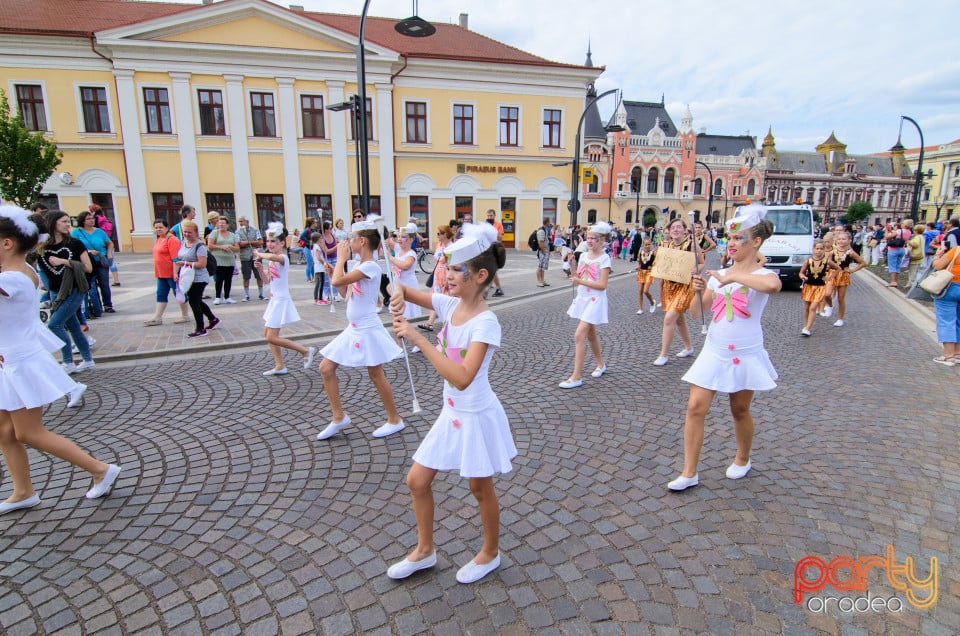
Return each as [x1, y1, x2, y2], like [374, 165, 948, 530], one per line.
[1, 260, 957, 634]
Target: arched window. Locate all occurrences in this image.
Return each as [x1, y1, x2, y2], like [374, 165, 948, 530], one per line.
[647, 167, 659, 194]
[712, 211, 720, 223]
[746, 179, 756, 196]
[587, 209, 597, 224]
[626, 209, 633, 224]
[663, 168, 676, 194]
[587, 173, 599, 194]
[693, 178, 703, 195]
[713, 178, 723, 196]
[630, 166, 642, 193]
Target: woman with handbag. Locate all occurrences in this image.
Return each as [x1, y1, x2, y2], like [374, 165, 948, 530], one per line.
[929, 242, 960, 365]
[175, 221, 220, 338]
[884, 222, 908, 287]
[71, 210, 115, 316]
[144, 219, 190, 326]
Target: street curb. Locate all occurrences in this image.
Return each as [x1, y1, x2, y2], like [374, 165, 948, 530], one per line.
[96, 269, 637, 364]
[861, 268, 937, 342]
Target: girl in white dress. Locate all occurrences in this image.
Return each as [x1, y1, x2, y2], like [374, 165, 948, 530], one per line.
[388, 223, 422, 320]
[559, 222, 612, 388]
[387, 223, 516, 584]
[317, 217, 405, 440]
[667, 204, 781, 491]
[0, 206, 121, 515]
[254, 222, 315, 376]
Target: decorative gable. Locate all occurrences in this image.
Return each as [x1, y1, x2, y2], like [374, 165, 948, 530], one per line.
[156, 16, 351, 54]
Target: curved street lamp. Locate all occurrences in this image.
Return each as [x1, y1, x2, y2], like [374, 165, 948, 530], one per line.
[900, 115, 924, 223]
[353, 1, 435, 218]
[694, 160, 714, 228]
[568, 88, 620, 227]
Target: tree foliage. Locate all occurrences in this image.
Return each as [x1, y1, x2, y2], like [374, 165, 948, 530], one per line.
[643, 210, 658, 227]
[844, 201, 874, 224]
[0, 89, 62, 207]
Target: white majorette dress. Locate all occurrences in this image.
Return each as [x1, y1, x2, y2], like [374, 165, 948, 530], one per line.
[681, 268, 779, 393]
[412, 294, 517, 477]
[320, 260, 402, 366]
[566, 252, 611, 325]
[0, 271, 79, 410]
[262, 254, 300, 329]
[394, 248, 422, 319]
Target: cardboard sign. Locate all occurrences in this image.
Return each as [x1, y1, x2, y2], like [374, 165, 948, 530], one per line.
[652, 247, 695, 284]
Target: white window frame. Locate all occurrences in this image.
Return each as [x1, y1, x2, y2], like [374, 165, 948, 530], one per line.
[194, 84, 230, 138]
[245, 88, 279, 139]
[296, 90, 329, 141]
[137, 82, 175, 136]
[74, 82, 116, 137]
[539, 105, 565, 151]
[401, 97, 431, 146]
[9, 80, 53, 134]
[450, 100, 477, 148]
[497, 102, 522, 149]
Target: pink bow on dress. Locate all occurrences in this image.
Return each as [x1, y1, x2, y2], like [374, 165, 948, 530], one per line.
[712, 286, 750, 322]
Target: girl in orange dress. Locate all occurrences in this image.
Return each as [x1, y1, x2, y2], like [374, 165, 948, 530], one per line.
[827, 230, 865, 327]
[818, 232, 836, 317]
[635, 238, 656, 314]
[798, 240, 839, 336]
[653, 219, 704, 366]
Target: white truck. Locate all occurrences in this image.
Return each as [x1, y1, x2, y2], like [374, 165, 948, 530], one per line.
[757, 204, 815, 288]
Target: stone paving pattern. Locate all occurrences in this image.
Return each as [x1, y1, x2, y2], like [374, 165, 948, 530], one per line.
[0, 252, 957, 635]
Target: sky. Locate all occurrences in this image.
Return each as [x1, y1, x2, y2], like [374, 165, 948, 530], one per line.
[271, 0, 959, 154]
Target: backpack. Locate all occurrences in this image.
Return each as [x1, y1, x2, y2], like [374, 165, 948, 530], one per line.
[528, 230, 540, 251]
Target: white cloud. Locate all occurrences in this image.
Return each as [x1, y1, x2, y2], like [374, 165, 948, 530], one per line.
[277, 0, 957, 153]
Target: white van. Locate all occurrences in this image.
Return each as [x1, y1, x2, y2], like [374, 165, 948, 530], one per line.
[757, 204, 815, 287]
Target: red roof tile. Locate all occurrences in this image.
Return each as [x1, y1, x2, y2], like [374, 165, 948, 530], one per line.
[0, 0, 592, 69]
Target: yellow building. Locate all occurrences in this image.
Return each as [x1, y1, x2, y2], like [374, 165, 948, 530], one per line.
[902, 138, 960, 224]
[0, 0, 600, 251]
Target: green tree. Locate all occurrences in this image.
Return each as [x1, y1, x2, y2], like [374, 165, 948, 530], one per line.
[845, 200, 874, 224]
[642, 210, 658, 227]
[0, 89, 62, 207]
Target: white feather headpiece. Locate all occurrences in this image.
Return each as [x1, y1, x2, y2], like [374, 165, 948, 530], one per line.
[444, 222, 497, 266]
[589, 221, 613, 236]
[265, 222, 284, 239]
[0, 204, 38, 237]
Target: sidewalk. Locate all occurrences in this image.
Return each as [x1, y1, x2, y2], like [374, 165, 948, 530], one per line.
[86, 249, 626, 362]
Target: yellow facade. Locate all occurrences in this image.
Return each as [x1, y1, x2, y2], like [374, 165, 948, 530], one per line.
[904, 140, 960, 223]
[0, 0, 599, 251]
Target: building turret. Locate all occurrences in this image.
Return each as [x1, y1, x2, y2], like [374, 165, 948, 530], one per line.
[761, 126, 776, 158]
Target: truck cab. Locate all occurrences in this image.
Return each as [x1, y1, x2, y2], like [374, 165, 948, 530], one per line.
[757, 204, 814, 288]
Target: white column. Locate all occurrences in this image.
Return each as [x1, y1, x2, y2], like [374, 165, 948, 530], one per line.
[113, 69, 151, 244]
[276, 77, 303, 229]
[169, 72, 201, 207]
[375, 83, 396, 227]
[327, 81, 350, 222]
[224, 74, 254, 222]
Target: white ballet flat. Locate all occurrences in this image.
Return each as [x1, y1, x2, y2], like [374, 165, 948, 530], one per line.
[317, 416, 351, 440]
[387, 551, 437, 579]
[0, 494, 41, 515]
[456, 553, 501, 584]
[667, 474, 699, 491]
[725, 460, 752, 480]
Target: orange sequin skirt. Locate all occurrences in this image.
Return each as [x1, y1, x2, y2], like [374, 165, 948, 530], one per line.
[801, 284, 827, 304]
[636, 269, 652, 284]
[660, 280, 696, 312]
[833, 271, 851, 288]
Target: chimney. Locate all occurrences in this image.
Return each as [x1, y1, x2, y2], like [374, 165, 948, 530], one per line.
[459, 13, 469, 29]
[289, 4, 304, 9]
[202, 0, 213, 4]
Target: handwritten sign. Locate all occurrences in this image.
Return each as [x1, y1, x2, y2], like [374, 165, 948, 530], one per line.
[652, 247, 695, 284]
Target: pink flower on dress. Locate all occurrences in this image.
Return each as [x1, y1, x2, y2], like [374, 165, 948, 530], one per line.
[732, 357, 741, 365]
[354, 341, 361, 349]
[591, 297, 597, 302]
[452, 419, 461, 429]
[350, 322, 357, 328]
[447, 397, 454, 407]
[727, 344, 736, 351]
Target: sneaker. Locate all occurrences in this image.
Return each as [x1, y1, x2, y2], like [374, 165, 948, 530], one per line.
[103, 307, 116, 314]
[207, 317, 221, 330]
[242, 295, 250, 302]
[318, 299, 330, 306]
[187, 329, 207, 338]
[259, 294, 266, 301]
[224, 298, 237, 304]
[61, 362, 78, 374]
[833, 319, 844, 327]
[75, 360, 96, 372]
[823, 305, 833, 317]
[636, 309, 644, 314]
[653, 356, 669, 366]
[493, 288, 504, 297]
[558, 378, 583, 389]
[801, 328, 811, 336]
[677, 348, 695, 358]
[303, 346, 316, 369]
[317, 415, 351, 440]
[649, 305, 656, 314]
[67, 383, 87, 408]
[213, 298, 222, 305]
[372, 421, 405, 438]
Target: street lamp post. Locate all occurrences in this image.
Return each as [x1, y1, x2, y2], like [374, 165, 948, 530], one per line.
[694, 160, 714, 228]
[352, 1, 435, 219]
[900, 115, 924, 223]
[568, 88, 619, 227]
[934, 195, 947, 223]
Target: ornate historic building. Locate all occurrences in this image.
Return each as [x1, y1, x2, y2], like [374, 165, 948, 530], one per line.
[761, 130, 915, 225]
[900, 138, 960, 224]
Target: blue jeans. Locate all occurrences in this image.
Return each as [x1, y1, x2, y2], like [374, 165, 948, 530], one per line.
[305, 254, 315, 282]
[48, 289, 92, 363]
[934, 282, 960, 344]
[87, 263, 113, 315]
